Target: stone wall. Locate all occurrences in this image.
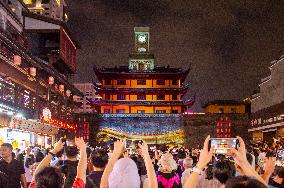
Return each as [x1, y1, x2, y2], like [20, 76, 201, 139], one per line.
[182, 114, 250, 148]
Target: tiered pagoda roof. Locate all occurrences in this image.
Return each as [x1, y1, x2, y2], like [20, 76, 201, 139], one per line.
[94, 65, 190, 83]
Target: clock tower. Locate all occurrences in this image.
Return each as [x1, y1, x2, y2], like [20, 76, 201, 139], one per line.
[129, 27, 155, 72]
[134, 27, 150, 53]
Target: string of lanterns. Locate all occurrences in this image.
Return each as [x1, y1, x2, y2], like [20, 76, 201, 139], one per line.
[12, 54, 77, 99]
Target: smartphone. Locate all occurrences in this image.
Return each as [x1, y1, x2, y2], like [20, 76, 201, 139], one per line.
[209, 138, 239, 154]
[125, 139, 133, 149]
[133, 140, 143, 149]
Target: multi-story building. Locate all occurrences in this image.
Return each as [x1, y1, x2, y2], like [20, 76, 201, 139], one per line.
[23, 0, 67, 21]
[92, 27, 192, 114]
[73, 83, 101, 113]
[250, 57, 284, 142]
[202, 100, 249, 138]
[0, 0, 82, 148]
[203, 100, 247, 114]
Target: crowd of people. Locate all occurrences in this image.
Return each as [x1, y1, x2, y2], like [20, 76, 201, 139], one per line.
[0, 135, 284, 188]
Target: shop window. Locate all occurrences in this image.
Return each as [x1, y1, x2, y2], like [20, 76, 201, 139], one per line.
[116, 109, 125, 114]
[157, 79, 165, 85]
[157, 94, 165, 100]
[104, 109, 110, 114]
[137, 110, 145, 114]
[117, 79, 126, 85]
[231, 108, 237, 113]
[117, 94, 126, 100]
[172, 110, 178, 114]
[105, 79, 111, 85]
[137, 79, 146, 85]
[156, 110, 166, 114]
[105, 94, 110, 100]
[172, 95, 177, 100]
[137, 95, 146, 100]
[172, 80, 178, 85]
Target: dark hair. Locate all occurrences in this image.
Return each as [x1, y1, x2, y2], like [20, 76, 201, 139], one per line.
[55, 149, 64, 158]
[1, 143, 13, 150]
[35, 167, 64, 188]
[246, 153, 253, 166]
[24, 157, 34, 168]
[213, 160, 236, 184]
[16, 153, 24, 164]
[91, 149, 108, 168]
[86, 147, 92, 158]
[205, 165, 213, 180]
[35, 152, 45, 163]
[65, 146, 79, 158]
[276, 166, 284, 178]
[225, 176, 266, 188]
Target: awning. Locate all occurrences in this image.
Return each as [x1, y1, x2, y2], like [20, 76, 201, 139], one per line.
[10, 117, 59, 135]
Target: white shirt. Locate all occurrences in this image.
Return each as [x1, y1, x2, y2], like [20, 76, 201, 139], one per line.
[25, 165, 33, 183]
[181, 168, 192, 187]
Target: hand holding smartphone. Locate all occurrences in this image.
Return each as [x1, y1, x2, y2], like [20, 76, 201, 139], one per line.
[209, 138, 239, 154]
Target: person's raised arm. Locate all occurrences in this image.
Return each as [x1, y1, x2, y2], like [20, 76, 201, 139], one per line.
[31, 139, 64, 181]
[100, 139, 125, 188]
[139, 142, 158, 188]
[75, 137, 87, 183]
[231, 136, 268, 186]
[262, 157, 275, 184]
[184, 135, 214, 188]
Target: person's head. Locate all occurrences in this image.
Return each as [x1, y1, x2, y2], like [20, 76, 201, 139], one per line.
[35, 167, 64, 188]
[205, 165, 214, 180]
[65, 146, 79, 159]
[35, 152, 45, 163]
[0, 143, 13, 159]
[158, 153, 178, 173]
[26, 147, 31, 155]
[55, 149, 64, 158]
[16, 153, 24, 162]
[91, 149, 109, 169]
[108, 158, 140, 188]
[213, 160, 236, 184]
[183, 158, 193, 169]
[225, 176, 267, 188]
[275, 166, 284, 183]
[24, 157, 34, 168]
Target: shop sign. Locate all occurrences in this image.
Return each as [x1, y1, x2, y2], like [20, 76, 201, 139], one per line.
[10, 117, 58, 135]
[251, 115, 283, 127]
[39, 116, 77, 130]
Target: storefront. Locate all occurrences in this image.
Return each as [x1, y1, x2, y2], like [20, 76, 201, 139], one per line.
[0, 117, 59, 149]
[249, 102, 284, 143]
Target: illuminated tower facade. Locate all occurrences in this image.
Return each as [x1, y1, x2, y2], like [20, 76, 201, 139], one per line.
[93, 27, 191, 114]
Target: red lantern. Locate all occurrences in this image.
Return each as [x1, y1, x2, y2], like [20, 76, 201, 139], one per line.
[14, 55, 21, 65]
[48, 76, 54, 85]
[66, 90, 71, 97]
[30, 67, 36, 77]
[73, 95, 77, 101]
[59, 85, 64, 92]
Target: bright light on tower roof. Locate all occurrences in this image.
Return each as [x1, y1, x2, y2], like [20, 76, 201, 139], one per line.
[7, 111, 13, 116]
[15, 113, 24, 118]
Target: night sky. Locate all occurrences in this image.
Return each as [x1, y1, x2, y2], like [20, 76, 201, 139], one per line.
[66, 0, 284, 111]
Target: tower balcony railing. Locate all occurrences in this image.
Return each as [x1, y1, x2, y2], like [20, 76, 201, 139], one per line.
[101, 113, 182, 118]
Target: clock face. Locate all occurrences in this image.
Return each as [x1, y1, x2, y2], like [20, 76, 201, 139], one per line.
[138, 34, 147, 44]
